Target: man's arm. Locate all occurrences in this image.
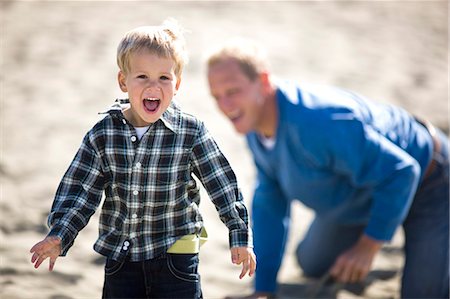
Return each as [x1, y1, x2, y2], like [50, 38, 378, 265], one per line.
[251, 162, 291, 294]
[312, 116, 420, 282]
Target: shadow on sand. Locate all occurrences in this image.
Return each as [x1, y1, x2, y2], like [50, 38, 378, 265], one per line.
[278, 269, 399, 299]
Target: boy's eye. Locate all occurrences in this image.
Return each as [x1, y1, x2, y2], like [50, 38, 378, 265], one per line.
[137, 75, 147, 79]
[160, 76, 170, 81]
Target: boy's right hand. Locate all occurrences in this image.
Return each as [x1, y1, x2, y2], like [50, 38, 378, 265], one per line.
[30, 236, 62, 271]
[230, 246, 257, 279]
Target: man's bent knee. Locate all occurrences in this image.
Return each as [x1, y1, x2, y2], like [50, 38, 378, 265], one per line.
[295, 243, 329, 278]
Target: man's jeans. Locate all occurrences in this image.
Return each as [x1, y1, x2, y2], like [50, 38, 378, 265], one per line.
[102, 253, 202, 298]
[297, 129, 449, 298]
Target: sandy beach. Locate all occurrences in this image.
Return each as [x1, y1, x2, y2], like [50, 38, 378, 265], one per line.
[0, 1, 448, 298]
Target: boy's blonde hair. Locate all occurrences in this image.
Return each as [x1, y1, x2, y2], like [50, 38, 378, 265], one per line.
[117, 18, 188, 79]
[206, 38, 269, 81]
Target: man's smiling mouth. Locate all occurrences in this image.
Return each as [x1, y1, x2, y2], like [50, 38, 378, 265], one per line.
[228, 110, 243, 122]
[143, 98, 160, 112]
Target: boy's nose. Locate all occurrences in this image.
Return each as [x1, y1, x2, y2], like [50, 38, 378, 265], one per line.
[145, 81, 161, 91]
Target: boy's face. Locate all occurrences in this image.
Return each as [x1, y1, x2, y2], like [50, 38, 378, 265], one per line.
[208, 58, 265, 134]
[118, 50, 180, 127]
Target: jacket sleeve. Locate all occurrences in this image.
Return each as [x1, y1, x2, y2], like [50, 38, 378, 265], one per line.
[307, 115, 420, 241]
[252, 160, 291, 293]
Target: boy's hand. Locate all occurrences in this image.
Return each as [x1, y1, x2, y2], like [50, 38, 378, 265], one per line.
[230, 247, 256, 279]
[30, 236, 62, 271]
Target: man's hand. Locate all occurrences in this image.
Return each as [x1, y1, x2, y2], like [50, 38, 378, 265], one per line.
[329, 234, 382, 283]
[30, 236, 62, 271]
[230, 246, 257, 279]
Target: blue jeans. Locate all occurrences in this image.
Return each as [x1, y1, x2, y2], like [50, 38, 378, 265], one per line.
[296, 129, 449, 298]
[102, 253, 202, 299]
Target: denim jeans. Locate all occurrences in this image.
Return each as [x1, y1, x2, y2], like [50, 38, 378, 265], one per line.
[297, 129, 449, 298]
[102, 253, 202, 299]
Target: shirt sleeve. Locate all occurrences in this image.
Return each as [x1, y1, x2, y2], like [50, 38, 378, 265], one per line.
[307, 115, 421, 241]
[47, 132, 105, 255]
[252, 161, 291, 292]
[190, 121, 252, 248]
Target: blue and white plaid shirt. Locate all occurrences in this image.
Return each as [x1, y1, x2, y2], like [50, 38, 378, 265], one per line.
[48, 100, 252, 262]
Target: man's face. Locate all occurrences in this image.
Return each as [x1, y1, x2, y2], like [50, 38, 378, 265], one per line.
[208, 58, 264, 134]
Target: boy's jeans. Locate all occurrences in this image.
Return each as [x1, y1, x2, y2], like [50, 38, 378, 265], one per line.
[297, 129, 449, 298]
[102, 253, 202, 299]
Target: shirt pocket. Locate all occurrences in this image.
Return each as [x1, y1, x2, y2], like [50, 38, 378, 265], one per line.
[153, 151, 191, 184]
[149, 149, 191, 202]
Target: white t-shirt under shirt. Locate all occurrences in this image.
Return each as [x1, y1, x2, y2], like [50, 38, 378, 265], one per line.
[258, 134, 276, 150]
[135, 126, 150, 140]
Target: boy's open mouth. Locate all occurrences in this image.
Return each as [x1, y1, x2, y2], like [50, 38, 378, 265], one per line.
[143, 98, 160, 112]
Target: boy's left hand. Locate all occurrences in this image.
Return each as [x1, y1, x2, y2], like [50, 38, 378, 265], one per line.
[230, 247, 256, 279]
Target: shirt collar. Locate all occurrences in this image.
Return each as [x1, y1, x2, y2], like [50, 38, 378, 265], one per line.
[101, 99, 180, 134]
[160, 101, 182, 133]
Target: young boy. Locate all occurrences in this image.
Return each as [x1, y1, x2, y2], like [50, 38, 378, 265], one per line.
[30, 19, 256, 298]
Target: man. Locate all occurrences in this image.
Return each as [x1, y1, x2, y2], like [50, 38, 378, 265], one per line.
[206, 39, 449, 298]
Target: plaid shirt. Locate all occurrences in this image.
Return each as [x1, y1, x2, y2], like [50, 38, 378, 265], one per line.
[48, 100, 252, 262]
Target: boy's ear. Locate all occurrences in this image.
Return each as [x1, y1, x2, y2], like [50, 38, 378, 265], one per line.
[118, 71, 128, 92]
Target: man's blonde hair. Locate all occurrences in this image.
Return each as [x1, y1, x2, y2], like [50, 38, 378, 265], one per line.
[206, 38, 269, 81]
[117, 18, 188, 79]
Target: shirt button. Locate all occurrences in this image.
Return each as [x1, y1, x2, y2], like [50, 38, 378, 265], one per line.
[122, 119, 127, 125]
[124, 241, 130, 247]
[133, 190, 139, 196]
[135, 162, 142, 168]
[131, 136, 137, 142]
[132, 213, 138, 219]
[122, 246, 128, 251]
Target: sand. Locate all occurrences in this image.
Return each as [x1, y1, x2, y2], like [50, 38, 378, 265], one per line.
[0, 1, 448, 298]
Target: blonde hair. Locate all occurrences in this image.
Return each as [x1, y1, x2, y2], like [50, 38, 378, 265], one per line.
[206, 38, 269, 81]
[117, 18, 188, 79]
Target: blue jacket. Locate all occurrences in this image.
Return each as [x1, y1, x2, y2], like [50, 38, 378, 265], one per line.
[247, 80, 433, 241]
